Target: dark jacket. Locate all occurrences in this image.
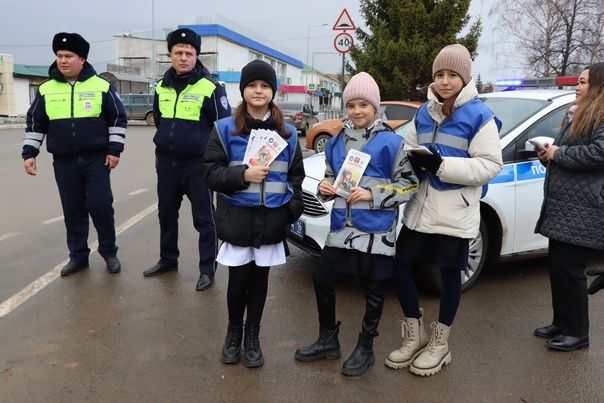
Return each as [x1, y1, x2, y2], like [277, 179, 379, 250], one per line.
[203, 113, 305, 248]
[535, 121, 604, 250]
[153, 61, 231, 159]
[23, 62, 127, 159]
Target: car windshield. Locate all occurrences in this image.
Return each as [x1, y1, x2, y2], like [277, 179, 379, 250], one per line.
[480, 97, 549, 138]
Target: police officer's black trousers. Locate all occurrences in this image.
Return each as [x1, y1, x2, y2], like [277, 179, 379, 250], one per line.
[548, 239, 594, 337]
[53, 154, 117, 264]
[156, 156, 216, 275]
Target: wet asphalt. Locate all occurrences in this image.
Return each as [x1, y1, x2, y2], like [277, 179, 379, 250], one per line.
[1, 126, 603, 402]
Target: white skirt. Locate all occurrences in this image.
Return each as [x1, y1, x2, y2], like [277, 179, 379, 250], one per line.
[216, 241, 286, 267]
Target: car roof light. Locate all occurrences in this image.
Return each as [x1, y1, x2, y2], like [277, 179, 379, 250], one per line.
[495, 79, 523, 86]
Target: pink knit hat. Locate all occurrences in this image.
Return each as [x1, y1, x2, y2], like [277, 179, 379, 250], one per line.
[343, 72, 381, 111]
[432, 44, 472, 84]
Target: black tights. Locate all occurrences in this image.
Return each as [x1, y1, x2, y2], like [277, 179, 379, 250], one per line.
[227, 262, 270, 326]
[394, 263, 461, 326]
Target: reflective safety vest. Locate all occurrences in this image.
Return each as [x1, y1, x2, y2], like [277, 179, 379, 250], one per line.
[155, 78, 216, 121]
[325, 130, 403, 233]
[39, 76, 109, 120]
[215, 116, 297, 208]
[415, 98, 501, 194]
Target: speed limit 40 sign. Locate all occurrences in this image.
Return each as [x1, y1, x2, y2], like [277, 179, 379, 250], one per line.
[334, 32, 354, 54]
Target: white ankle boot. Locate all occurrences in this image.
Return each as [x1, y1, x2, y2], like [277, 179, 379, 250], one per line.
[410, 322, 451, 376]
[385, 315, 428, 369]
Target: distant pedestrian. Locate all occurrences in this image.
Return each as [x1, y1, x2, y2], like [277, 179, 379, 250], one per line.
[295, 72, 418, 376]
[533, 63, 604, 350]
[22, 32, 127, 276]
[385, 44, 503, 376]
[203, 60, 305, 368]
[143, 28, 231, 291]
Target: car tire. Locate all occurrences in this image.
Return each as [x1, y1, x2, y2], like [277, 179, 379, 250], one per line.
[412, 218, 488, 294]
[313, 134, 331, 153]
[145, 112, 155, 126]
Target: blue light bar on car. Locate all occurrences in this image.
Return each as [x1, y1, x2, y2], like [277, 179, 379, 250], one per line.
[495, 79, 523, 86]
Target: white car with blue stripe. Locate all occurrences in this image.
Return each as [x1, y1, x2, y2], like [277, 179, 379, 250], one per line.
[288, 90, 575, 291]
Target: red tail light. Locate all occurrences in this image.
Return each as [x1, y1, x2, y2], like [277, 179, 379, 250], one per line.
[294, 112, 303, 120]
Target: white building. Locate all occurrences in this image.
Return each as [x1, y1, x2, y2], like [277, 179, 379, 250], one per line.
[115, 15, 341, 108]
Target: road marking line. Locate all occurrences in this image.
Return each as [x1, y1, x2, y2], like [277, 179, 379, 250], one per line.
[0, 232, 20, 242]
[0, 203, 158, 319]
[42, 215, 64, 224]
[128, 188, 148, 196]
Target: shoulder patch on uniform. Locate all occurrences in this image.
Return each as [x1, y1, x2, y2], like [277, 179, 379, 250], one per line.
[220, 96, 229, 110]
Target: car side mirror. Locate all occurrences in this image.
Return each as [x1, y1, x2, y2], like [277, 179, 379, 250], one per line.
[313, 111, 318, 116]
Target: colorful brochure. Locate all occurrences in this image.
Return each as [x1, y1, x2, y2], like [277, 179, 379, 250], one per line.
[243, 129, 288, 167]
[333, 149, 371, 198]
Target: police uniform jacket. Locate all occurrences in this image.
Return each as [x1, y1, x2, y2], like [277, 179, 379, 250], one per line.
[203, 113, 305, 248]
[153, 61, 231, 160]
[22, 62, 127, 160]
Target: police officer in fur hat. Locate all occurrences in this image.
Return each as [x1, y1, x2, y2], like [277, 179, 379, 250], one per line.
[143, 28, 232, 291]
[22, 32, 127, 277]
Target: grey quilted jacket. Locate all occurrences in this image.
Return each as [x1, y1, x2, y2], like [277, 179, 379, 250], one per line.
[535, 121, 604, 250]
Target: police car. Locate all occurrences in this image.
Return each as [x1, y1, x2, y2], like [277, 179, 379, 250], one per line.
[288, 90, 575, 291]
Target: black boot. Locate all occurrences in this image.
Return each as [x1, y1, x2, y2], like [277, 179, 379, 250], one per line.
[295, 321, 341, 361]
[221, 323, 243, 364]
[589, 275, 604, 295]
[243, 322, 263, 368]
[342, 332, 375, 376]
[341, 280, 384, 376]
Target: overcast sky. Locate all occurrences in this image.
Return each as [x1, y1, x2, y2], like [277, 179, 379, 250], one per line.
[0, 0, 522, 83]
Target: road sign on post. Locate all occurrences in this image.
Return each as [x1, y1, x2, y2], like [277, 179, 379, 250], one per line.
[333, 32, 354, 54]
[332, 8, 356, 31]
[333, 8, 357, 110]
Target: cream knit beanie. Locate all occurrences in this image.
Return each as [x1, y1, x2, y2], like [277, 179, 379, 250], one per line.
[343, 72, 381, 111]
[432, 44, 472, 84]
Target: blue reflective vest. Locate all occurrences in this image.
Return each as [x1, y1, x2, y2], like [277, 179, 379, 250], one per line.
[415, 98, 501, 195]
[325, 130, 403, 232]
[215, 116, 297, 208]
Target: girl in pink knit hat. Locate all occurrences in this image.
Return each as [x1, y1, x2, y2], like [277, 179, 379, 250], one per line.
[295, 72, 419, 376]
[385, 44, 503, 376]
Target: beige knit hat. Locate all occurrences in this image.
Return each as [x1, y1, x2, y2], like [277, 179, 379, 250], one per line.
[343, 72, 381, 111]
[432, 44, 472, 84]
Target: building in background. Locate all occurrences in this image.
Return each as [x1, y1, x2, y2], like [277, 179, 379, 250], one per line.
[114, 14, 341, 108]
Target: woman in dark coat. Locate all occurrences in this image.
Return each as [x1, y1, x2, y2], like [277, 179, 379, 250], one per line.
[533, 63, 604, 351]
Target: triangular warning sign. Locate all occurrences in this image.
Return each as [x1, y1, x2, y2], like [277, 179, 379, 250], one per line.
[333, 8, 356, 31]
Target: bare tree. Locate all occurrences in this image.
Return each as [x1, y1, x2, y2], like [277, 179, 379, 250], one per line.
[490, 0, 603, 76]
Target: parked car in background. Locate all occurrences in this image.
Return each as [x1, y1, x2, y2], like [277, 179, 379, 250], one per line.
[288, 90, 576, 292]
[305, 100, 421, 153]
[278, 102, 318, 135]
[121, 94, 154, 125]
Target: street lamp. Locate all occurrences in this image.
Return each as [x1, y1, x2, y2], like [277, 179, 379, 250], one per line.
[306, 23, 328, 66]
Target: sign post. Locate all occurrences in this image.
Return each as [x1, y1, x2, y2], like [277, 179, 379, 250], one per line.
[333, 8, 356, 110]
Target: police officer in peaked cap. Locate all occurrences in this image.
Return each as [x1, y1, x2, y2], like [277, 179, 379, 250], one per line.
[22, 32, 127, 276]
[143, 28, 231, 291]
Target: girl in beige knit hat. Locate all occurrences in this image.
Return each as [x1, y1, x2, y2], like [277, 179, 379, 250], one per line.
[295, 72, 419, 376]
[385, 44, 504, 376]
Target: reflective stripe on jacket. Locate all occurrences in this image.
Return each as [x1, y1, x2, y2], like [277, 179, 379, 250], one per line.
[415, 98, 500, 193]
[215, 116, 297, 208]
[325, 130, 403, 233]
[23, 64, 127, 159]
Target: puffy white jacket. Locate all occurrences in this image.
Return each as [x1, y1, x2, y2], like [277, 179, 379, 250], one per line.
[402, 80, 503, 239]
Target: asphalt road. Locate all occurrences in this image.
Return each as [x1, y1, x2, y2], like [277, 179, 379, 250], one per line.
[1, 125, 603, 402]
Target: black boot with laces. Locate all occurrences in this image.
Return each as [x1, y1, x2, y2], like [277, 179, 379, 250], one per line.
[243, 322, 264, 368]
[221, 322, 243, 364]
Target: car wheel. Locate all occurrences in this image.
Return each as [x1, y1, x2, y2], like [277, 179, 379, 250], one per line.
[412, 218, 488, 294]
[145, 112, 154, 126]
[313, 134, 331, 153]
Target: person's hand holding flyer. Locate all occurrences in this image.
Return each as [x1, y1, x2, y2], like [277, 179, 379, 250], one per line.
[243, 129, 287, 167]
[333, 149, 371, 198]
